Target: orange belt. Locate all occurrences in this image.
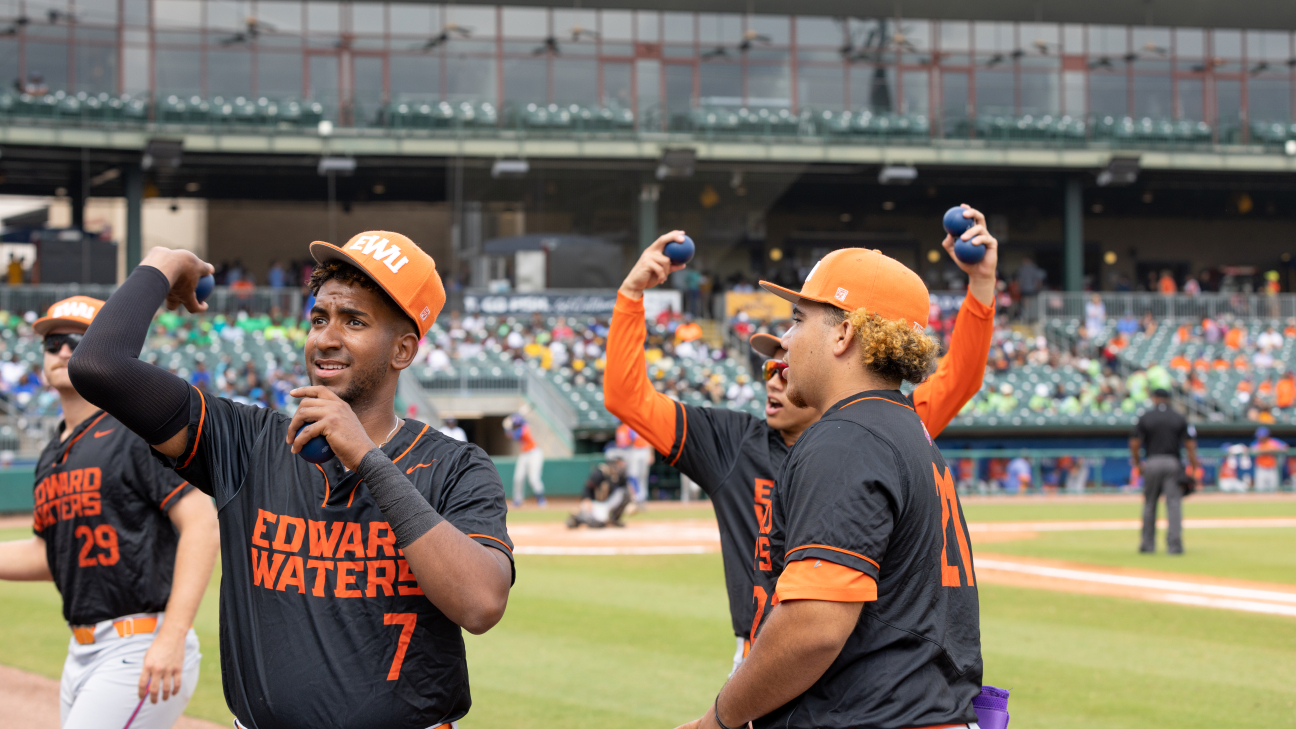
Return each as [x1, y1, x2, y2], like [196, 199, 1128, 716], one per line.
[72, 616, 158, 645]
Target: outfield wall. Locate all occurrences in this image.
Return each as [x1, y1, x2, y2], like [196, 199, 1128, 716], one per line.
[0, 455, 612, 513]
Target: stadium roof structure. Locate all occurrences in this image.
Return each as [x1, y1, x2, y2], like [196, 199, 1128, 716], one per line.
[413, 0, 1296, 31]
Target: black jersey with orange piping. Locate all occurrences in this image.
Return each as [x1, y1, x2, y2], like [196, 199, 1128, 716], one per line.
[33, 410, 193, 625]
[759, 390, 981, 729]
[603, 293, 994, 641]
[156, 389, 513, 729]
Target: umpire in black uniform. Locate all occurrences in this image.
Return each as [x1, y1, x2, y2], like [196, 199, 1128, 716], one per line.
[1131, 388, 1198, 555]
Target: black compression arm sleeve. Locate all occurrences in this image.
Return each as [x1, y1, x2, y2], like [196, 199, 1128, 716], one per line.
[68, 266, 193, 445]
[357, 448, 445, 548]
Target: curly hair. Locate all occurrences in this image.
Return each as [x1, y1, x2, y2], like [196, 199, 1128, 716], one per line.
[828, 305, 939, 385]
[308, 260, 416, 335]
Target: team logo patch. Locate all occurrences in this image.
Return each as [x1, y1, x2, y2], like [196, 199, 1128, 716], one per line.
[50, 300, 96, 320]
[834, 287, 849, 302]
[420, 306, 431, 321]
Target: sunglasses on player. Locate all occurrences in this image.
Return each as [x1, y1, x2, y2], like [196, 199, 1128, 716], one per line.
[43, 333, 83, 354]
[762, 360, 788, 381]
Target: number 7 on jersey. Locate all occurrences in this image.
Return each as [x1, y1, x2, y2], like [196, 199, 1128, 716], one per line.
[384, 613, 417, 681]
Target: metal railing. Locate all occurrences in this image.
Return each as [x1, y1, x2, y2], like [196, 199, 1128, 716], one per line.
[1039, 292, 1296, 323]
[0, 284, 304, 317]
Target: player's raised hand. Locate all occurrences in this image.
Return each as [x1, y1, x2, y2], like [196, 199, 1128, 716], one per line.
[618, 230, 688, 300]
[940, 204, 998, 281]
[139, 246, 215, 314]
[287, 385, 381, 470]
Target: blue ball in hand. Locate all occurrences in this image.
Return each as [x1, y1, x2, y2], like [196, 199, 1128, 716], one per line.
[296, 426, 335, 464]
[195, 274, 215, 302]
[663, 235, 695, 265]
[942, 207, 985, 265]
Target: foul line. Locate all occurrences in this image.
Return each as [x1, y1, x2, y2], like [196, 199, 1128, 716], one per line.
[514, 545, 716, 556]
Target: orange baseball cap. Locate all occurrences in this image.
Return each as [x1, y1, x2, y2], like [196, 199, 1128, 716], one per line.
[33, 296, 104, 336]
[755, 248, 929, 357]
[310, 231, 446, 338]
[749, 332, 784, 359]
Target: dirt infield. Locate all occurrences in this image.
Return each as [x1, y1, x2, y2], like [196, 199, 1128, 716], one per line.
[0, 665, 223, 729]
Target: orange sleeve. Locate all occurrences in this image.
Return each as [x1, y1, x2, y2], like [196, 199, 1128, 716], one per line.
[603, 292, 683, 458]
[773, 559, 877, 604]
[912, 293, 995, 437]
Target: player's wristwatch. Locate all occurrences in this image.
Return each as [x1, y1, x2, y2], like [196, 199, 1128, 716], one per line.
[714, 695, 739, 729]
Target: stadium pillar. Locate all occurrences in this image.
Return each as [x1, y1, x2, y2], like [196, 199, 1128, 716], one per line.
[1064, 176, 1084, 292]
[639, 183, 660, 251]
[125, 164, 143, 274]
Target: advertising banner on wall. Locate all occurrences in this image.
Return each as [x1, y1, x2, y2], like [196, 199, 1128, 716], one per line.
[462, 290, 619, 316]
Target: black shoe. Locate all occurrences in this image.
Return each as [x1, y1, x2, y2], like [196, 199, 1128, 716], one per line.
[1168, 549, 1184, 556]
[610, 519, 626, 528]
[1138, 547, 1155, 554]
[565, 515, 579, 529]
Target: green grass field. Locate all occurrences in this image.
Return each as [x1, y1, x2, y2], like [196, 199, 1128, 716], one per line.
[2, 500, 1295, 728]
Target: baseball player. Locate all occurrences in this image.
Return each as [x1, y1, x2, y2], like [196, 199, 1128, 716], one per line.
[506, 413, 547, 507]
[678, 248, 982, 729]
[68, 232, 513, 729]
[0, 295, 219, 728]
[606, 208, 996, 673]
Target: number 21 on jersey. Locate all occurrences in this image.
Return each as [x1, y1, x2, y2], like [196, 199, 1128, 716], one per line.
[932, 464, 975, 587]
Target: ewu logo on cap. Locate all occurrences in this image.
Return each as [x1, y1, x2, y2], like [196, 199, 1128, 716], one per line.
[347, 234, 411, 274]
[50, 300, 97, 320]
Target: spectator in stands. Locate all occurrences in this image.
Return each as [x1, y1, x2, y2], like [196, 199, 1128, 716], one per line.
[1278, 371, 1296, 410]
[1116, 314, 1139, 336]
[1183, 277, 1201, 296]
[1158, 270, 1177, 294]
[1250, 427, 1287, 492]
[1131, 388, 1198, 555]
[1084, 294, 1105, 339]
[1017, 257, 1046, 304]
[506, 413, 547, 507]
[1258, 325, 1283, 353]
[440, 417, 467, 442]
[7, 255, 23, 285]
[566, 455, 631, 529]
[1225, 324, 1246, 350]
[190, 360, 212, 391]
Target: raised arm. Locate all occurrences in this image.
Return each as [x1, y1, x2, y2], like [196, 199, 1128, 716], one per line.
[68, 248, 214, 458]
[912, 204, 998, 437]
[605, 231, 688, 455]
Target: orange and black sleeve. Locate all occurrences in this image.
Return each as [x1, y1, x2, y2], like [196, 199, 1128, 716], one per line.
[773, 559, 878, 604]
[604, 293, 687, 464]
[912, 293, 995, 437]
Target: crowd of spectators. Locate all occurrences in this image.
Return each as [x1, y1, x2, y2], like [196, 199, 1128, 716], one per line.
[419, 308, 761, 411]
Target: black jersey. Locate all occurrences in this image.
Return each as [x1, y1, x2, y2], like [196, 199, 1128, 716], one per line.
[33, 410, 193, 625]
[665, 404, 787, 639]
[159, 388, 513, 729]
[760, 391, 982, 729]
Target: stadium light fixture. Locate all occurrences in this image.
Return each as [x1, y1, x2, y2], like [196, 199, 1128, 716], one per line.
[1286, 140, 1296, 156]
[317, 157, 356, 176]
[656, 149, 696, 180]
[878, 165, 918, 185]
[1096, 156, 1140, 187]
[142, 138, 182, 171]
[317, 119, 333, 136]
[491, 159, 530, 178]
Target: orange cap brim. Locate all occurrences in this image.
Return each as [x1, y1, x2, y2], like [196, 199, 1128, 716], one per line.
[309, 240, 417, 325]
[758, 280, 848, 311]
[749, 332, 783, 358]
[32, 316, 89, 337]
